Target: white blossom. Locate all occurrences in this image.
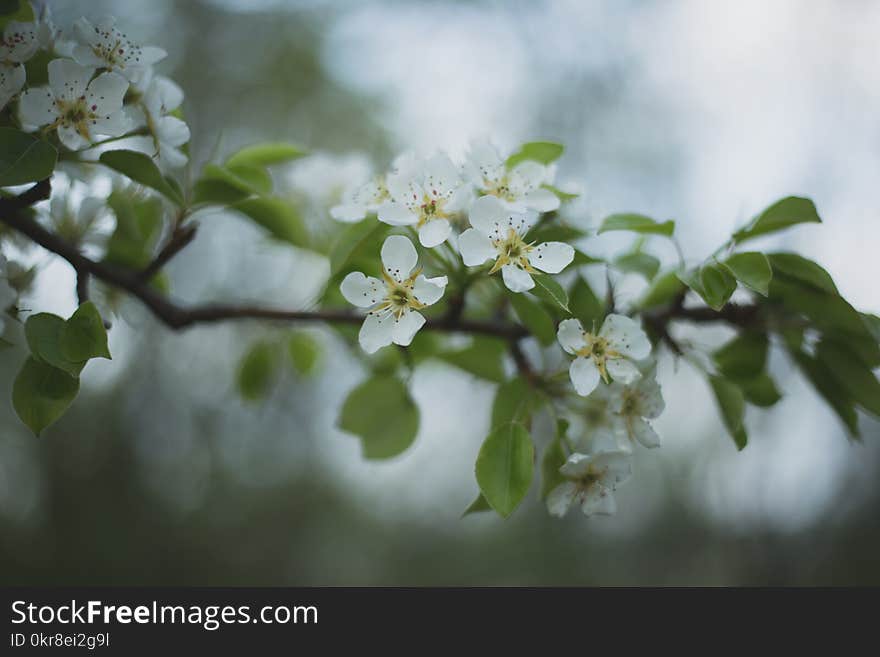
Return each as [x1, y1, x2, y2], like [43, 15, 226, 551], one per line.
[340, 235, 447, 353]
[48, 194, 110, 250]
[464, 140, 560, 213]
[609, 372, 665, 449]
[459, 195, 574, 292]
[377, 153, 470, 248]
[19, 59, 130, 151]
[0, 21, 39, 110]
[0, 254, 17, 334]
[546, 450, 632, 518]
[71, 17, 166, 81]
[557, 315, 651, 396]
[137, 75, 189, 169]
[330, 176, 389, 223]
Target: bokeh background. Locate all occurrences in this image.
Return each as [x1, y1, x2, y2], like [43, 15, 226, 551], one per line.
[2, 0, 879, 585]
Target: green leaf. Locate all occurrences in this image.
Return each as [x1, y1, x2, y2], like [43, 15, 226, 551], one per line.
[60, 302, 111, 363]
[236, 341, 280, 402]
[637, 269, 685, 309]
[492, 378, 538, 428]
[733, 196, 821, 244]
[338, 375, 419, 459]
[13, 357, 80, 436]
[192, 178, 251, 206]
[288, 331, 320, 376]
[225, 142, 306, 169]
[569, 276, 604, 329]
[233, 197, 308, 247]
[104, 192, 164, 269]
[506, 141, 564, 169]
[462, 493, 493, 517]
[542, 183, 579, 201]
[571, 249, 603, 267]
[714, 332, 768, 382]
[598, 213, 675, 237]
[540, 430, 568, 500]
[767, 252, 837, 294]
[816, 339, 880, 418]
[0, 0, 33, 26]
[475, 422, 535, 518]
[329, 219, 390, 276]
[25, 313, 83, 378]
[525, 223, 586, 244]
[709, 375, 748, 450]
[509, 292, 555, 346]
[722, 251, 772, 296]
[437, 336, 507, 383]
[0, 128, 57, 186]
[99, 150, 183, 205]
[768, 278, 870, 337]
[699, 263, 737, 310]
[790, 349, 860, 437]
[739, 374, 782, 407]
[530, 273, 569, 312]
[613, 252, 660, 280]
[202, 163, 272, 196]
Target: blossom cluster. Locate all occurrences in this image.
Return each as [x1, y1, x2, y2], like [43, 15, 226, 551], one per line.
[1, 10, 189, 168]
[334, 141, 664, 520]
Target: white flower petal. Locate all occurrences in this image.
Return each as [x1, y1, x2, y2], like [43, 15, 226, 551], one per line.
[606, 357, 641, 384]
[48, 58, 94, 101]
[91, 111, 131, 137]
[330, 203, 366, 223]
[508, 160, 546, 195]
[468, 194, 506, 234]
[422, 152, 460, 199]
[412, 275, 447, 306]
[569, 356, 600, 396]
[0, 63, 24, 110]
[86, 72, 129, 116]
[458, 228, 496, 266]
[556, 318, 586, 354]
[638, 377, 665, 419]
[528, 241, 574, 274]
[380, 235, 418, 281]
[138, 46, 167, 66]
[501, 264, 534, 292]
[523, 187, 561, 212]
[629, 417, 661, 448]
[546, 481, 577, 518]
[358, 312, 394, 354]
[340, 272, 384, 308]
[154, 116, 189, 147]
[580, 485, 617, 516]
[2, 21, 39, 63]
[18, 86, 57, 127]
[377, 201, 417, 226]
[559, 452, 595, 479]
[418, 218, 452, 248]
[591, 451, 632, 488]
[465, 139, 505, 187]
[391, 310, 425, 346]
[71, 43, 104, 68]
[599, 313, 651, 360]
[57, 124, 89, 151]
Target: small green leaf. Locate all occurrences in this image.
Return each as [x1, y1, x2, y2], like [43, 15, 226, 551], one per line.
[329, 219, 390, 276]
[60, 302, 111, 363]
[0, 128, 57, 186]
[542, 183, 579, 201]
[598, 213, 675, 237]
[233, 196, 308, 247]
[202, 163, 272, 196]
[437, 336, 507, 383]
[506, 141, 564, 169]
[0, 0, 34, 26]
[225, 142, 306, 169]
[25, 313, 83, 378]
[739, 374, 782, 407]
[192, 178, 251, 206]
[637, 269, 685, 309]
[104, 192, 164, 269]
[99, 150, 183, 205]
[569, 276, 604, 328]
[722, 251, 772, 296]
[767, 252, 838, 294]
[790, 348, 860, 437]
[288, 331, 320, 376]
[733, 196, 821, 244]
[709, 375, 748, 450]
[525, 223, 586, 244]
[699, 263, 737, 310]
[13, 357, 80, 436]
[462, 493, 493, 517]
[714, 332, 768, 382]
[492, 378, 538, 428]
[613, 252, 660, 280]
[237, 341, 280, 402]
[475, 422, 535, 518]
[530, 273, 569, 312]
[338, 375, 419, 459]
[509, 292, 556, 346]
[816, 339, 880, 418]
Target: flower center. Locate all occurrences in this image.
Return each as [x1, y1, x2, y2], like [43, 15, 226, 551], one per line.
[55, 98, 100, 139]
[377, 270, 426, 319]
[93, 39, 126, 68]
[489, 228, 535, 274]
[418, 195, 448, 227]
[576, 335, 622, 383]
[484, 175, 515, 202]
